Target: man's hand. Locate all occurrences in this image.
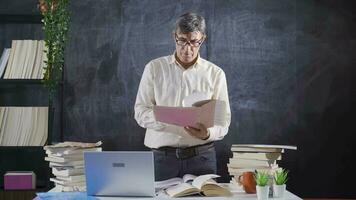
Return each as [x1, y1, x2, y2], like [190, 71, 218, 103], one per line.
[184, 123, 210, 140]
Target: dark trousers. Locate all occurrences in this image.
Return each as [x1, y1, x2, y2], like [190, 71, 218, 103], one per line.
[152, 143, 217, 181]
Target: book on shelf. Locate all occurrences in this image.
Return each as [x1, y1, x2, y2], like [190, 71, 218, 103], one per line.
[3, 40, 17, 78]
[32, 40, 45, 78]
[232, 152, 282, 161]
[3, 40, 46, 79]
[0, 107, 48, 146]
[157, 174, 232, 197]
[0, 48, 11, 78]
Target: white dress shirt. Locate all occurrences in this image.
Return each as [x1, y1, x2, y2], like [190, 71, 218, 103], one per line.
[134, 53, 231, 148]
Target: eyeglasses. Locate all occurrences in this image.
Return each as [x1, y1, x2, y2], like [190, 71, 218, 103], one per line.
[175, 34, 204, 47]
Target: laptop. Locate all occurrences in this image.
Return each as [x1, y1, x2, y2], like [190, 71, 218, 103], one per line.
[84, 151, 155, 197]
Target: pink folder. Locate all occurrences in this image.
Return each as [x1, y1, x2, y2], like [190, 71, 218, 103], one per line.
[153, 100, 226, 128]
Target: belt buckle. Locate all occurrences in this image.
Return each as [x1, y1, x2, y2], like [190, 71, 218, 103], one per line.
[175, 148, 196, 159]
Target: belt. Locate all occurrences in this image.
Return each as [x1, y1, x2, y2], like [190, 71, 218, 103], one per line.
[153, 142, 214, 160]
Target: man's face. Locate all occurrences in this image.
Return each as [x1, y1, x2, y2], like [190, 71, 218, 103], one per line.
[174, 31, 205, 64]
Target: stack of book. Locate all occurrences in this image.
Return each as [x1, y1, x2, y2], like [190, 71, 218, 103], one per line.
[228, 144, 297, 181]
[44, 141, 102, 192]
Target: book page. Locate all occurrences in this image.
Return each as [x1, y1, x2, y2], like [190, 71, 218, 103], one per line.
[182, 91, 211, 107]
[182, 174, 197, 183]
[155, 177, 183, 190]
[165, 182, 200, 197]
[192, 174, 220, 189]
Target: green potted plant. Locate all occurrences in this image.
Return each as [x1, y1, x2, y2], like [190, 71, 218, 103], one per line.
[254, 170, 270, 200]
[273, 168, 289, 198]
[39, 0, 70, 98]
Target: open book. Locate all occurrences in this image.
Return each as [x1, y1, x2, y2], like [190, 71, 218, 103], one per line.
[156, 174, 232, 197]
[153, 92, 226, 129]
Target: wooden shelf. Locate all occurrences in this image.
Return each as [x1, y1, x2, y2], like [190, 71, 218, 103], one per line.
[0, 79, 44, 84]
[0, 188, 48, 200]
[0, 15, 42, 24]
[0, 11, 56, 193]
[0, 80, 49, 106]
[0, 146, 51, 189]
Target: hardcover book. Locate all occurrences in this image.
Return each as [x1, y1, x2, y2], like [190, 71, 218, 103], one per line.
[153, 99, 226, 129]
[4, 171, 36, 190]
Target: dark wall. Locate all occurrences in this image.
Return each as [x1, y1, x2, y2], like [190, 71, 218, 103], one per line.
[294, 0, 356, 197]
[1, 0, 355, 198]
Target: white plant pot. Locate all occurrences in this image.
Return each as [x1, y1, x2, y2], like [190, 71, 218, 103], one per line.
[273, 184, 286, 198]
[256, 185, 270, 200]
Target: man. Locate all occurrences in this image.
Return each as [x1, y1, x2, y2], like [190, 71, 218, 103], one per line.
[134, 13, 231, 181]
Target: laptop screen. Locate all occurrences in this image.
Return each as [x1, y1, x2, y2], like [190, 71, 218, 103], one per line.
[84, 151, 155, 197]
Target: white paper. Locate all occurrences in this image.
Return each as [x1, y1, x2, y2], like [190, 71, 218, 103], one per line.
[192, 174, 220, 189]
[182, 92, 210, 107]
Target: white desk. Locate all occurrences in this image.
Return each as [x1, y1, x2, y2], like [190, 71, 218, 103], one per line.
[93, 191, 301, 200]
[36, 184, 302, 200]
[36, 191, 301, 200]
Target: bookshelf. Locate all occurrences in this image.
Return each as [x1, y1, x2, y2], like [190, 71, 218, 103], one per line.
[0, 14, 43, 24]
[0, 12, 56, 199]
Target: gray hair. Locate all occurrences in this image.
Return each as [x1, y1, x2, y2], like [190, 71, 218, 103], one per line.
[174, 12, 206, 35]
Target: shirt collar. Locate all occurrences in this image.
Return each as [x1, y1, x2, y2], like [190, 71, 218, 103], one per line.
[169, 52, 201, 68]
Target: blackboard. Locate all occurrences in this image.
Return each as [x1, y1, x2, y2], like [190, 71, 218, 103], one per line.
[64, 1, 298, 146]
